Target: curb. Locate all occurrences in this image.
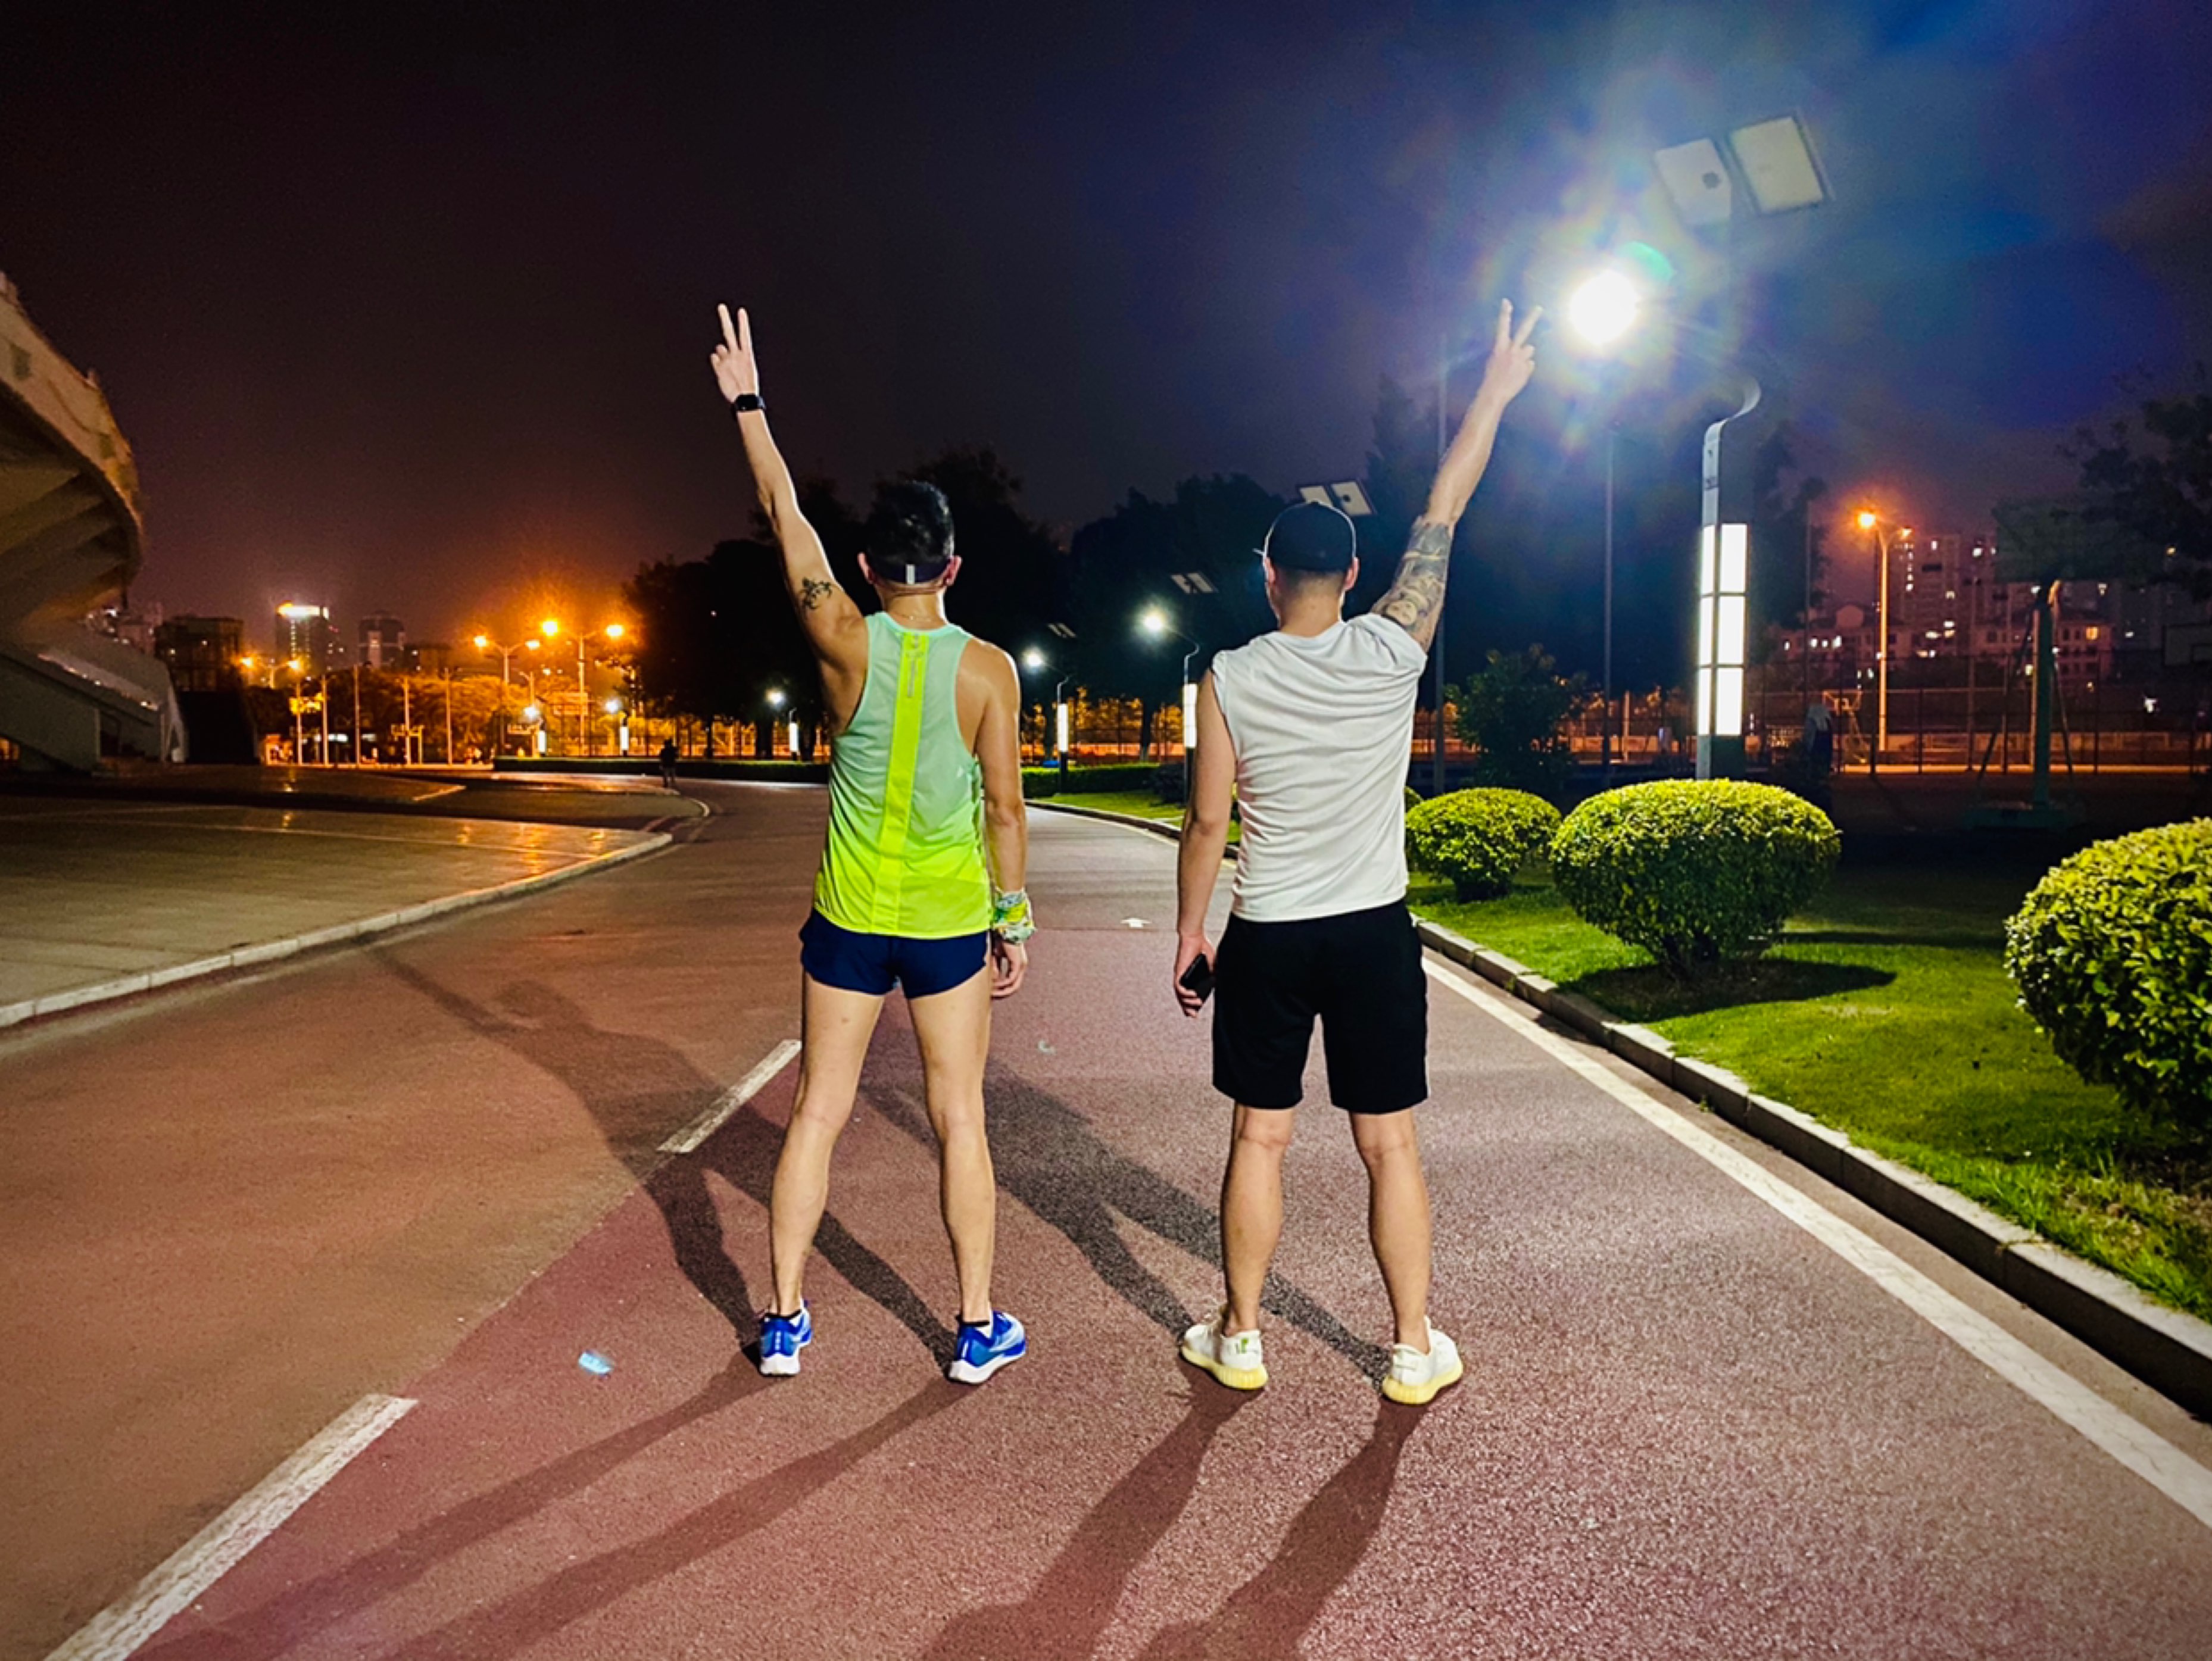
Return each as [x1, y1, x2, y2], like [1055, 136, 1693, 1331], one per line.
[1031, 796, 2212, 1417]
[0, 830, 672, 1032]
[1411, 916, 2212, 1419]
[1027, 800, 1186, 835]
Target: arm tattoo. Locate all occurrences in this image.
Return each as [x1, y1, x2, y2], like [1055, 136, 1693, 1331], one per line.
[797, 576, 838, 613]
[1371, 519, 1454, 645]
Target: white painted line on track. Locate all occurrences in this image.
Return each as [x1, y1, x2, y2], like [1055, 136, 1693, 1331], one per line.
[660, 1037, 803, 1153]
[44, 1393, 415, 1661]
[1424, 958, 2212, 1533]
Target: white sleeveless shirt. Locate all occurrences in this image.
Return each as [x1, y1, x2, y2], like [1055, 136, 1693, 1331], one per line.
[1209, 612, 1429, 923]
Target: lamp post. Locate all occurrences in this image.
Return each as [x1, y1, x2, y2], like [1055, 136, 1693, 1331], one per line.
[539, 619, 627, 755]
[1138, 608, 1201, 758]
[767, 687, 792, 758]
[1019, 647, 1047, 763]
[1566, 267, 1642, 779]
[1856, 510, 1901, 772]
[472, 632, 543, 757]
[1052, 674, 1074, 777]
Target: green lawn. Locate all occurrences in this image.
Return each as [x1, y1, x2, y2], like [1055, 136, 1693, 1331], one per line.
[1408, 861, 2212, 1320]
[1036, 792, 1240, 844]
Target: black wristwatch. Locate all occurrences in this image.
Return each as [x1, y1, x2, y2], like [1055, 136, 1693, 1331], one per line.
[730, 392, 766, 416]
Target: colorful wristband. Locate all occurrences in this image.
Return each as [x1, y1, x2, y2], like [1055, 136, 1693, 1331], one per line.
[991, 889, 1036, 944]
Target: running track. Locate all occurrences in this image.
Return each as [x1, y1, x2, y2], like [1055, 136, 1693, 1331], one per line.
[13, 783, 2212, 1659]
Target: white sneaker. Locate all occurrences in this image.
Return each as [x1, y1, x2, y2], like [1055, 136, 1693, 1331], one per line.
[1180, 1307, 1267, 1391]
[1381, 1322, 1464, 1405]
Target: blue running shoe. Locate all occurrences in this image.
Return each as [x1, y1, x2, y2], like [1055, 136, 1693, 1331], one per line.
[947, 1312, 1027, 1384]
[757, 1302, 812, 1377]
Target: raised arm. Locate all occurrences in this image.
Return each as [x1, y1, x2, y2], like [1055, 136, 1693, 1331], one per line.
[711, 305, 869, 688]
[1371, 299, 1540, 651]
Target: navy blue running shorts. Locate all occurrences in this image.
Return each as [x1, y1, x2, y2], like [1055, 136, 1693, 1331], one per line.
[800, 910, 990, 999]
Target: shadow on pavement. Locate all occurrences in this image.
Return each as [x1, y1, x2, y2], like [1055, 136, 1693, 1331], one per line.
[871, 1068, 1390, 1381]
[919, 1388, 1252, 1660]
[139, 1362, 770, 1660]
[380, 958, 957, 1367]
[1132, 1398, 1419, 1660]
[393, 1381, 966, 1660]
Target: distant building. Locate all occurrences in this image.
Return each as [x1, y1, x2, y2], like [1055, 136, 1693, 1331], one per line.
[89, 597, 164, 654]
[409, 639, 455, 674]
[275, 602, 338, 673]
[358, 612, 406, 669]
[1773, 527, 2212, 693]
[154, 615, 245, 692]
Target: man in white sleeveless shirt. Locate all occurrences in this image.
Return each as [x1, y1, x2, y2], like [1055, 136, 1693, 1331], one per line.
[1173, 299, 1540, 1404]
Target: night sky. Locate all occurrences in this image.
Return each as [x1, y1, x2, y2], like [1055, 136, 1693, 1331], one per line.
[6, 1, 2208, 659]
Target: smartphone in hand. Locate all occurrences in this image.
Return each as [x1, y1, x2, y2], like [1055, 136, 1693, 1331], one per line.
[1178, 953, 1216, 1004]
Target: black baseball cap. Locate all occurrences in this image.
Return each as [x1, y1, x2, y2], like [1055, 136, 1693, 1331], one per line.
[1261, 501, 1357, 572]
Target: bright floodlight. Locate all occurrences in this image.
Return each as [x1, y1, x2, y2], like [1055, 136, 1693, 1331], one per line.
[1139, 608, 1168, 638]
[1857, 511, 1878, 530]
[472, 633, 489, 649]
[604, 623, 625, 639]
[603, 698, 622, 714]
[522, 703, 541, 722]
[768, 688, 787, 708]
[540, 619, 560, 637]
[1568, 271, 1639, 346]
[1021, 647, 1046, 671]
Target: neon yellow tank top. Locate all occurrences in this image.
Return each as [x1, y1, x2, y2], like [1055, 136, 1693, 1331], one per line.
[814, 612, 992, 939]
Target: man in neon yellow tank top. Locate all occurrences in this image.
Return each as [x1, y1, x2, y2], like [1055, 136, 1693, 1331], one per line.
[713, 304, 1032, 1385]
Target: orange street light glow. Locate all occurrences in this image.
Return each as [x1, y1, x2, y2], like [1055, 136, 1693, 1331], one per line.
[540, 619, 560, 637]
[604, 623, 626, 639]
[472, 633, 489, 649]
[1857, 511, 1878, 530]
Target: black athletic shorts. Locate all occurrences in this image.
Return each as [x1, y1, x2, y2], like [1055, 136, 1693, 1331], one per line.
[1211, 900, 1428, 1114]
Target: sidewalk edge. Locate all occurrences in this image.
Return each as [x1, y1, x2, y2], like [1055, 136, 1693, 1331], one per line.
[0, 831, 672, 1032]
[1411, 916, 2212, 1419]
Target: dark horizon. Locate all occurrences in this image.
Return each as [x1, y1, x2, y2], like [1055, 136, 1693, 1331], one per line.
[6, 1, 2208, 671]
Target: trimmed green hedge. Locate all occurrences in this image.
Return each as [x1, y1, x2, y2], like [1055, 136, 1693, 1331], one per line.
[1022, 763, 1162, 800]
[1549, 780, 1840, 978]
[1406, 788, 1561, 900]
[2004, 819, 2212, 1125]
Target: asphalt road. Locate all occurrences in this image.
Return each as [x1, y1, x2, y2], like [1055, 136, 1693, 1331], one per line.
[8, 782, 2211, 1660]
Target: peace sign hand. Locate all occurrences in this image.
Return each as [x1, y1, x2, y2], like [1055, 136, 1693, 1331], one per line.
[1477, 299, 1542, 406]
[710, 303, 761, 406]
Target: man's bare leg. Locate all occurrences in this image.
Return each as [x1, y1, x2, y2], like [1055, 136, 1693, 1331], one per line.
[1350, 1109, 1432, 1350]
[768, 974, 887, 1316]
[1221, 1104, 1296, 1333]
[906, 966, 997, 1325]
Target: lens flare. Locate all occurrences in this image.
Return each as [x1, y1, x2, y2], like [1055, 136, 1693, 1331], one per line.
[1568, 270, 1640, 346]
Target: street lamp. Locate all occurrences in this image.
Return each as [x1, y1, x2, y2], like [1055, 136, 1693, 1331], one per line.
[1567, 264, 1648, 779]
[538, 619, 629, 757]
[1856, 509, 1905, 770]
[472, 632, 545, 756]
[1567, 270, 1640, 346]
[1018, 648, 1048, 763]
[1139, 608, 1202, 757]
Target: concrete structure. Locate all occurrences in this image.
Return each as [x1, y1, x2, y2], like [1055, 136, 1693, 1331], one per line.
[0, 273, 183, 769]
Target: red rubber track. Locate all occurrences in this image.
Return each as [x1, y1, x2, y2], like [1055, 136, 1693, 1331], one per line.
[78, 788, 2212, 1657]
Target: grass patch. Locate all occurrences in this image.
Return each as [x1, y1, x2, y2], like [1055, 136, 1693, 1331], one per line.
[1034, 793, 1240, 844]
[1409, 858, 2212, 1321]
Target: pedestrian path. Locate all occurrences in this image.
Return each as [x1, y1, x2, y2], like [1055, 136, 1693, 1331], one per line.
[81, 801, 2212, 1661]
[0, 796, 664, 1022]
